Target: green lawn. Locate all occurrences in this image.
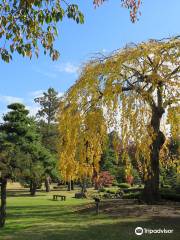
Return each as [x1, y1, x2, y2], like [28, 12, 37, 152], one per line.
[0, 189, 180, 240]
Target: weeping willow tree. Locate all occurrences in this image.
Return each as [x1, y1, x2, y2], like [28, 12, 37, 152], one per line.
[58, 36, 180, 203]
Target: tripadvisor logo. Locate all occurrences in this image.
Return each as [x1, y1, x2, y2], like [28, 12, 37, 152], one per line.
[135, 227, 143, 235]
[135, 227, 174, 235]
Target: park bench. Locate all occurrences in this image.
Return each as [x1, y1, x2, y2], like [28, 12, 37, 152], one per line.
[53, 194, 66, 201]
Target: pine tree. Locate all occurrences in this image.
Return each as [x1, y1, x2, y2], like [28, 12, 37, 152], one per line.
[0, 103, 54, 227]
[35, 88, 60, 191]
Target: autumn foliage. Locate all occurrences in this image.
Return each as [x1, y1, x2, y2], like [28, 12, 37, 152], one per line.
[94, 0, 142, 22]
[96, 171, 114, 188]
[58, 36, 180, 203]
[126, 175, 134, 185]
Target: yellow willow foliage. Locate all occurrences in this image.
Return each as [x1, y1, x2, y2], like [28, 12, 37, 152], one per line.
[160, 143, 180, 178]
[167, 106, 180, 139]
[58, 101, 107, 181]
[111, 133, 120, 162]
[163, 106, 180, 172]
[58, 102, 81, 182]
[58, 36, 180, 180]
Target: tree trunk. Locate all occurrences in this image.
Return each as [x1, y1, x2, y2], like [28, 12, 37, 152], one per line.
[81, 179, 87, 193]
[30, 180, 37, 196]
[71, 180, 74, 190]
[45, 177, 50, 192]
[67, 181, 71, 191]
[0, 178, 7, 228]
[93, 170, 99, 190]
[143, 105, 165, 204]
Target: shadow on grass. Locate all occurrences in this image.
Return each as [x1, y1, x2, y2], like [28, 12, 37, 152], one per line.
[6, 204, 97, 223]
[1, 197, 180, 240]
[1, 215, 180, 240]
[7, 189, 47, 197]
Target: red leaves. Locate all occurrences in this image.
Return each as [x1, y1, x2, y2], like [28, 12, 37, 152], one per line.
[121, 0, 142, 22]
[93, 0, 142, 22]
[96, 171, 114, 188]
[126, 175, 134, 185]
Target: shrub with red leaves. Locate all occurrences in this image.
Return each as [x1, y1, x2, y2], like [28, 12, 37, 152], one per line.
[126, 175, 134, 185]
[97, 171, 114, 188]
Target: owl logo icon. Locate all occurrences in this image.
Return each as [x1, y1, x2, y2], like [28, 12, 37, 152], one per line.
[135, 227, 143, 235]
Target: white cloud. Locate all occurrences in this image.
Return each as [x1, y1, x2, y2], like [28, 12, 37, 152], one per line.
[58, 92, 64, 98]
[29, 90, 64, 98]
[0, 95, 24, 104]
[0, 89, 64, 121]
[101, 49, 108, 53]
[27, 105, 39, 117]
[29, 90, 45, 98]
[55, 62, 79, 74]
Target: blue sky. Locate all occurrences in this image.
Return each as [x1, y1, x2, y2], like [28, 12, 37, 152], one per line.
[0, 0, 180, 119]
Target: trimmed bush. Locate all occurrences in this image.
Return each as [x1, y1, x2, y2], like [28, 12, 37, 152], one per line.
[112, 180, 118, 186]
[106, 189, 117, 194]
[161, 193, 180, 202]
[160, 188, 180, 202]
[118, 183, 131, 189]
[102, 191, 123, 199]
[75, 192, 87, 199]
[174, 185, 180, 194]
[98, 187, 106, 192]
[123, 192, 141, 199]
[162, 184, 171, 189]
[174, 175, 180, 193]
[160, 188, 176, 195]
[103, 193, 112, 199]
[122, 187, 143, 194]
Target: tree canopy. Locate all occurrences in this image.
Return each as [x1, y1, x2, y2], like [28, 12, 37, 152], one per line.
[58, 36, 180, 203]
[58, 105, 107, 184]
[94, 0, 141, 22]
[35, 87, 60, 124]
[34, 87, 60, 191]
[0, 0, 84, 62]
[0, 0, 143, 62]
[0, 103, 55, 226]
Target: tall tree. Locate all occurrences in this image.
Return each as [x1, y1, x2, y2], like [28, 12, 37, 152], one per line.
[0, 103, 32, 227]
[0, 103, 54, 227]
[58, 36, 180, 203]
[35, 88, 60, 125]
[35, 88, 60, 191]
[100, 131, 120, 176]
[19, 143, 56, 196]
[0, 134, 14, 228]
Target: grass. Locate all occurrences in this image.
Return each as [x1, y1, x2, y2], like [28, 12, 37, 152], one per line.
[0, 188, 180, 240]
